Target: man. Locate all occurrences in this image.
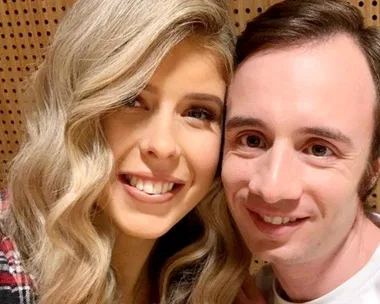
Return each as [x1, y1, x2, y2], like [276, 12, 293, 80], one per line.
[222, 0, 380, 303]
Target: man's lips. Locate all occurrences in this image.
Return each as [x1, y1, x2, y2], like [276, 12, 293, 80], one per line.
[247, 210, 309, 236]
[244, 204, 310, 225]
[253, 210, 309, 226]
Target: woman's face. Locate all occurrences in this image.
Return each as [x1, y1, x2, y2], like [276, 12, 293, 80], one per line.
[101, 40, 226, 239]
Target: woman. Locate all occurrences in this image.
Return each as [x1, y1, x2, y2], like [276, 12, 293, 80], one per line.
[0, 0, 249, 303]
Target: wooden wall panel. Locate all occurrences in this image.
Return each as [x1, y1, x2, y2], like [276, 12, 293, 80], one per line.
[0, 0, 379, 222]
[229, 0, 380, 34]
[0, 0, 74, 187]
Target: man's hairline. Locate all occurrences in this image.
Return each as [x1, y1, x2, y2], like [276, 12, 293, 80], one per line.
[229, 31, 380, 203]
[236, 31, 356, 67]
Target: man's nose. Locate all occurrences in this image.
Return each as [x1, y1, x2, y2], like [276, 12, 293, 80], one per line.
[139, 113, 180, 160]
[248, 143, 302, 204]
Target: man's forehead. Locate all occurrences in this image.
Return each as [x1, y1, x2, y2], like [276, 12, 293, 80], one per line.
[227, 33, 376, 116]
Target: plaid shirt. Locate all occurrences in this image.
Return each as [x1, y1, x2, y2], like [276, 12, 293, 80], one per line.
[0, 192, 36, 304]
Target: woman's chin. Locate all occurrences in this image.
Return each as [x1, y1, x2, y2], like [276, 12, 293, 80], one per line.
[114, 219, 175, 240]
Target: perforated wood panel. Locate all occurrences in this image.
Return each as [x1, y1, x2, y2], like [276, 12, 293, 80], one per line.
[0, 1, 379, 258]
[229, 0, 380, 33]
[0, 0, 74, 187]
[2, 1, 379, 186]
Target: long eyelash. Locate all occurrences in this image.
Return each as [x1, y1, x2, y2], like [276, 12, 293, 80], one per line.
[203, 108, 218, 121]
[197, 107, 218, 121]
[120, 96, 145, 108]
[120, 97, 135, 107]
[184, 106, 219, 122]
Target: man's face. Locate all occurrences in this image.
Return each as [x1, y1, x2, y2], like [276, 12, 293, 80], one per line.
[222, 34, 377, 265]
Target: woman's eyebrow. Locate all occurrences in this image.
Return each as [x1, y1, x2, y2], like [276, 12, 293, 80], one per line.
[183, 93, 224, 109]
[143, 85, 223, 109]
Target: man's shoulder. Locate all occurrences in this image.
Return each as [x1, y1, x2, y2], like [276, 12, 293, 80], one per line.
[253, 249, 380, 304]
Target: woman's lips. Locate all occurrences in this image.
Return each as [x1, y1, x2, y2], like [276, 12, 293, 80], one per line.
[118, 174, 184, 203]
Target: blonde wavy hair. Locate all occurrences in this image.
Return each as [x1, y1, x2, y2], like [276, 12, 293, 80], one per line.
[2, 0, 249, 303]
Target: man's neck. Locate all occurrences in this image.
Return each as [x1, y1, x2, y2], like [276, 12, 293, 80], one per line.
[272, 213, 380, 302]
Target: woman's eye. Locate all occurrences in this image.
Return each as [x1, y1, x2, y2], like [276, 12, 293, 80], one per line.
[305, 144, 334, 157]
[241, 134, 266, 148]
[185, 107, 215, 121]
[123, 98, 143, 108]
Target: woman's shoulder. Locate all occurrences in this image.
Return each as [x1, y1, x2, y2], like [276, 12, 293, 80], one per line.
[0, 235, 36, 303]
[0, 190, 9, 227]
[0, 191, 9, 210]
[0, 191, 37, 303]
[0, 191, 10, 220]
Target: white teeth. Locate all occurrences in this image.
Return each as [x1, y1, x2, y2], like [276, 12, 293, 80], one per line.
[153, 182, 163, 194]
[261, 214, 295, 225]
[264, 215, 271, 223]
[127, 176, 175, 195]
[272, 217, 282, 225]
[136, 178, 144, 191]
[130, 176, 137, 187]
[143, 181, 154, 194]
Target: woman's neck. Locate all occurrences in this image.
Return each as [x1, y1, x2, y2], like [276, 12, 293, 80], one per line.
[111, 232, 156, 304]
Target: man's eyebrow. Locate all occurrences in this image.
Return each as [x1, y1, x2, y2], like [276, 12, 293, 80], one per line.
[183, 93, 224, 109]
[225, 116, 266, 131]
[299, 127, 354, 147]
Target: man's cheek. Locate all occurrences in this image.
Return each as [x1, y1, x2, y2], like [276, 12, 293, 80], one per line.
[222, 159, 247, 199]
[222, 159, 238, 185]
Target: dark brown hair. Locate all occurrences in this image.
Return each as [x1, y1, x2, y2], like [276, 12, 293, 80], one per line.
[236, 0, 380, 201]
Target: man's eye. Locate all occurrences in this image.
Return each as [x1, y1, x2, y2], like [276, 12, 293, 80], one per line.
[241, 135, 266, 148]
[185, 107, 216, 121]
[305, 144, 333, 157]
